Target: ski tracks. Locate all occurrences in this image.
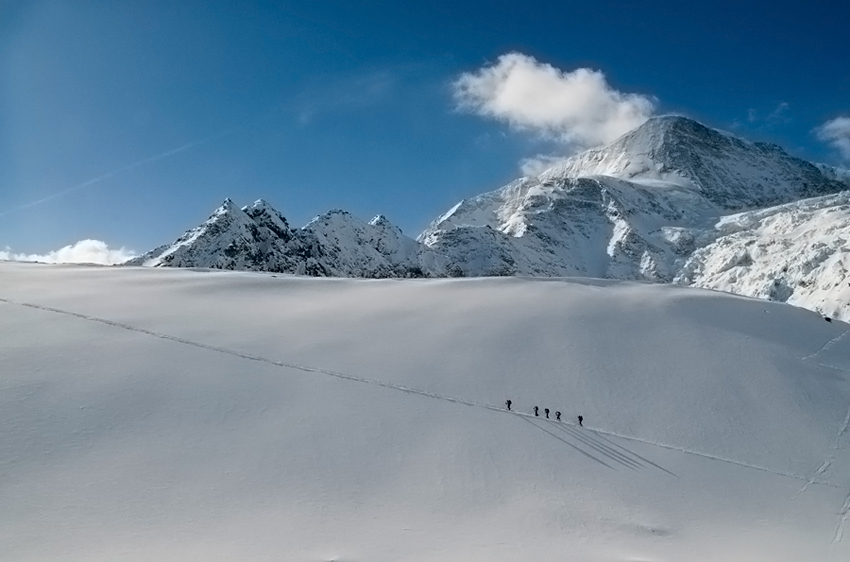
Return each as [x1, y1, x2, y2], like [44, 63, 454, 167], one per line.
[0, 296, 500, 413]
[798, 460, 833, 497]
[796, 327, 850, 549]
[828, 400, 850, 544]
[803, 328, 850, 364]
[1, 296, 846, 491]
[834, 492, 850, 544]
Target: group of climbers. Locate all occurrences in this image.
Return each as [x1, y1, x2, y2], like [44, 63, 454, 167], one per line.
[504, 399, 582, 426]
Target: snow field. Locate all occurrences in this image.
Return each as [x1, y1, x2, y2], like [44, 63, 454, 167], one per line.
[2, 262, 850, 561]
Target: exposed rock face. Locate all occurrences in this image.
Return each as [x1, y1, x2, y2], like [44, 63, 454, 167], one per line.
[542, 116, 842, 209]
[127, 200, 434, 278]
[420, 116, 847, 280]
[128, 116, 850, 319]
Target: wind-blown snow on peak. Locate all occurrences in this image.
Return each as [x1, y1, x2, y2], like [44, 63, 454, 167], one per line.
[816, 163, 850, 187]
[540, 115, 843, 210]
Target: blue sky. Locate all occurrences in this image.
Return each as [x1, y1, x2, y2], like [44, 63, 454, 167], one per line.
[1, 0, 849, 259]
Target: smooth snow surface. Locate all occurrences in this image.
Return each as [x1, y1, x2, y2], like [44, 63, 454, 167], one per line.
[3, 262, 850, 561]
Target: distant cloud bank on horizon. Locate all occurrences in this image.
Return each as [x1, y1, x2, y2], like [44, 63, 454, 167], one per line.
[0, 239, 135, 265]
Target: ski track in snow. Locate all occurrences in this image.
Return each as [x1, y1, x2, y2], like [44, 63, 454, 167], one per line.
[828, 398, 850, 544]
[803, 328, 850, 363]
[793, 328, 850, 547]
[834, 493, 850, 544]
[797, 460, 832, 497]
[2, 295, 847, 491]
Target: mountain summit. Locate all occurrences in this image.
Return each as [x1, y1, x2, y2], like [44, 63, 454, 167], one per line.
[420, 116, 847, 279]
[128, 116, 850, 319]
[542, 115, 840, 209]
[127, 199, 434, 278]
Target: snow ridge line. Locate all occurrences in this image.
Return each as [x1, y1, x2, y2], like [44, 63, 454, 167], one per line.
[2, 295, 846, 490]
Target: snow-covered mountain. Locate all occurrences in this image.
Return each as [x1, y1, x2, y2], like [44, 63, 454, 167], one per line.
[420, 115, 850, 315]
[540, 116, 841, 209]
[421, 116, 847, 277]
[130, 116, 850, 318]
[128, 199, 435, 278]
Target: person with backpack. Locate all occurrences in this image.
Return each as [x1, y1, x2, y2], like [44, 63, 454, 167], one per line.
[533, 406, 539, 417]
[577, 415, 584, 427]
[505, 399, 512, 411]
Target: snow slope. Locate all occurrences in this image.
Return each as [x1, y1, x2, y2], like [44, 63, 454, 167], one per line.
[3, 262, 850, 561]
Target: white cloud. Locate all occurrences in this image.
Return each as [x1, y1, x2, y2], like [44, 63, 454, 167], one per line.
[745, 102, 791, 128]
[747, 108, 758, 123]
[816, 116, 850, 160]
[519, 154, 569, 177]
[297, 70, 397, 125]
[768, 102, 791, 125]
[0, 239, 135, 265]
[453, 52, 656, 151]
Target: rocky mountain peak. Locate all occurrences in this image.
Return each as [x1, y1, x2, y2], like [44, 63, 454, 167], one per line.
[538, 115, 844, 210]
[129, 200, 432, 278]
[243, 199, 291, 239]
[127, 116, 850, 318]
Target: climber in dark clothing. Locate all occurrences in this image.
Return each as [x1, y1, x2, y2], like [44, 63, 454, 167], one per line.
[533, 406, 539, 417]
[555, 411, 561, 421]
[544, 408, 550, 419]
[505, 399, 512, 411]
[577, 415, 584, 427]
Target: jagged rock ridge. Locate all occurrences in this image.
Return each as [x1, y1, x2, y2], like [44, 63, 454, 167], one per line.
[127, 199, 438, 278]
[128, 116, 850, 318]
